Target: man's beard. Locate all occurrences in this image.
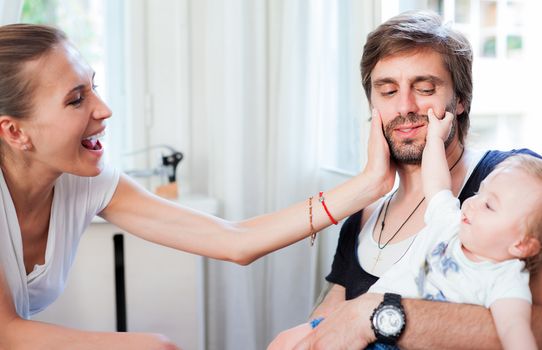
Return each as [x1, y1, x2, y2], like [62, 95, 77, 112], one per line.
[383, 102, 456, 165]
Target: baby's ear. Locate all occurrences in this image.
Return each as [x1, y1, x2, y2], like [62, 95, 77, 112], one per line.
[509, 235, 541, 258]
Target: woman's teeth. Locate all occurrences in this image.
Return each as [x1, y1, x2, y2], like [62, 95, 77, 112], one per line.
[83, 131, 105, 142]
[81, 131, 105, 150]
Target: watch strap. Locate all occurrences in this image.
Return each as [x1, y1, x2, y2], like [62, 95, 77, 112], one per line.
[383, 292, 402, 308]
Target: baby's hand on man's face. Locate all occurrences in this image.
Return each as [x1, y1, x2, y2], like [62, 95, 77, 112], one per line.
[427, 108, 454, 142]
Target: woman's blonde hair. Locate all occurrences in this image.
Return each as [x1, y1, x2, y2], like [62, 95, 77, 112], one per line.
[0, 23, 66, 119]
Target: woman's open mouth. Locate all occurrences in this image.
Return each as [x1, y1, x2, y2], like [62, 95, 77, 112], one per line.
[81, 130, 105, 151]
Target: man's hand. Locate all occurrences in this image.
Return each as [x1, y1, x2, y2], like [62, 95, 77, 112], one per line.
[293, 293, 382, 350]
[427, 108, 454, 143]
[267, 323, 314, 350]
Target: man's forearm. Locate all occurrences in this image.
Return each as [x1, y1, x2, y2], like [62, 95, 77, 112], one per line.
[398, 299, 501, 350]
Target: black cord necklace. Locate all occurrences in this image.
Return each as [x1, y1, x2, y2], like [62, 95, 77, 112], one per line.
[376, 147, 465, 250]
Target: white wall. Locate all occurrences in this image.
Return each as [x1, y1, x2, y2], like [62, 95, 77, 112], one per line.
[123, 0, 202, 195]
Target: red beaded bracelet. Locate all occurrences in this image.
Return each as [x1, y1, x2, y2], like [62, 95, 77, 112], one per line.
[319, 191, 338, 225]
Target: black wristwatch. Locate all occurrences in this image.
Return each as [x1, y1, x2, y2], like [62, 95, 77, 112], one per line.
[370, 293, 406, 345]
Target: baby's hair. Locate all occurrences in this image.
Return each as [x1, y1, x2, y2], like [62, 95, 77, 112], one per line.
[495, 154, 542, 271]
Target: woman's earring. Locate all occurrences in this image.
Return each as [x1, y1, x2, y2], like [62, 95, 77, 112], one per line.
[22, 144, 29, 151]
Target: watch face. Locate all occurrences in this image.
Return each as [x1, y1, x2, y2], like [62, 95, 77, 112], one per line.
[373, 305, 405, 336]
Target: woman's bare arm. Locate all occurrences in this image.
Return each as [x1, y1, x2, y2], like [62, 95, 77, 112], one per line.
[0, 266, 179, 350]
[101, 110, 395, 265]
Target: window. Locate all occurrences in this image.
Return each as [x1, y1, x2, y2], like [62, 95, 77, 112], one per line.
[21, 0, 127, 166]
[381, 0, 541, 151]
[320, 0, 540, 177]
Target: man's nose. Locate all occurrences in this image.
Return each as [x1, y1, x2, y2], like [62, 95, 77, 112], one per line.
[397, 91, 419, 117]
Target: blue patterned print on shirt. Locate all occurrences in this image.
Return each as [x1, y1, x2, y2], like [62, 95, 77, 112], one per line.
[415, 261, 430, 296]
[439, 256, 459, 276]
[431, 241, 460, 276]
[431, 241, 448, 257]
[424, 290, 447, 301]
[415, 240, 462, 302]
[416, 262, 448, 301]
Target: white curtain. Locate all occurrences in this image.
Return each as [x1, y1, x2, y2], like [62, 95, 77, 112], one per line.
[147, 0, 376, 348]
[262, 0, 328, 341]
[0, 0, 22, 24]
[189, 1, 326, 348]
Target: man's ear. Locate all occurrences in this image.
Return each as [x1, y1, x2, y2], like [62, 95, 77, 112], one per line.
[0, 116, 30, 151]
[509, 235, 542, 259]
[455, 98, 465, 116]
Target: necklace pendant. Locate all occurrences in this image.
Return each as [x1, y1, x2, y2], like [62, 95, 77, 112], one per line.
[371, 249, 383, 273]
